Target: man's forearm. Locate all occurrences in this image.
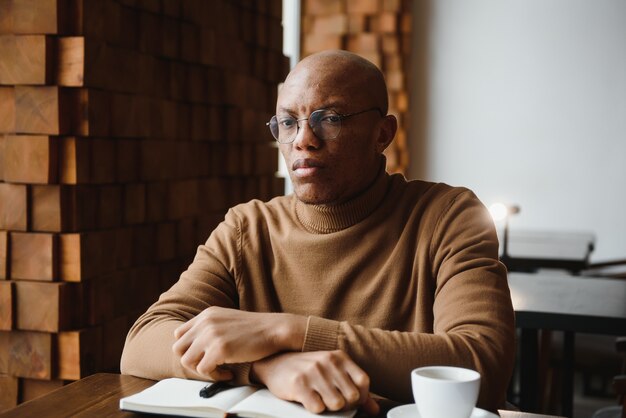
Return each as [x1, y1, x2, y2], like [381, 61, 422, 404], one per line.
[121, 319, 189, 380]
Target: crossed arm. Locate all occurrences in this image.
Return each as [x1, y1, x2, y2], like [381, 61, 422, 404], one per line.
[170, 307, 379, 414]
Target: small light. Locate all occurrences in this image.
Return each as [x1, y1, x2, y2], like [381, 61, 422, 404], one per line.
[489, 202, 508, 221]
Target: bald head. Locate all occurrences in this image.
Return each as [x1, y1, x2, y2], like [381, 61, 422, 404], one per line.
[275, 50, 397, 205]
[282, 50, 389, 115]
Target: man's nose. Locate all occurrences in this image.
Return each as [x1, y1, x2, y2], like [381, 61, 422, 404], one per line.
[293, 120, 322, 150]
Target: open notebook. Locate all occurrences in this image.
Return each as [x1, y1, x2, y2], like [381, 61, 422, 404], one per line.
[119, 378, 357, 418]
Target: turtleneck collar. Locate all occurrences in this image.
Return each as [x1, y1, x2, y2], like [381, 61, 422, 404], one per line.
[294, 160, 391, 234]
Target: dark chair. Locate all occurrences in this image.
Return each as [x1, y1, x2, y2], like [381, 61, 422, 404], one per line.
[591, 337, 626, 418]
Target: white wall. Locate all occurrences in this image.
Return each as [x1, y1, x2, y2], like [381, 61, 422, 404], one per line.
[279, 0, 300, 195]
[410, 0, 626, 262]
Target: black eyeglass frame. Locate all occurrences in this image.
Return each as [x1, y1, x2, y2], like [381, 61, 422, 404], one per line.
[266, 107, 385, 144]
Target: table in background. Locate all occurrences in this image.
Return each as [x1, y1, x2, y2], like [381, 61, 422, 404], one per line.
[509, 272, 626, 416]
[503, 230, 595, 273]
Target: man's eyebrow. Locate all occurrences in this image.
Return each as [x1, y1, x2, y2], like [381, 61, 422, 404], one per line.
[276, 107, 295, 114]
[277, 103, 343, 114]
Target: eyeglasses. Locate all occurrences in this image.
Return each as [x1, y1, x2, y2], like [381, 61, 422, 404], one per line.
[266, 107, 384, 144]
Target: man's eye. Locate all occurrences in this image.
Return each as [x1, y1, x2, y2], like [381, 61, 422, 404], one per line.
[321, 114, 341, 124]
[279, 118, 296, 128]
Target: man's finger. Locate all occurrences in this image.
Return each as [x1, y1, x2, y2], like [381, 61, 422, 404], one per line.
[360, 395, 380, 416]
[195, 350, 220, 377]
[315, 384, 346, 412]
[331, 370, 361, 407]
[342, 357, 371, 406]
[171, 332, 193, 357]
[299, 390, 326, 415]
[173, 318, 195, 339]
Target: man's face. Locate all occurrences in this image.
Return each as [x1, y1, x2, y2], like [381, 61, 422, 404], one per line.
[277, 67, 385, 206]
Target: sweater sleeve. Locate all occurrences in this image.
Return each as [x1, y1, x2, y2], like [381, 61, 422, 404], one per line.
[301, 190, 515, 412]
[120, 208, 253, 384]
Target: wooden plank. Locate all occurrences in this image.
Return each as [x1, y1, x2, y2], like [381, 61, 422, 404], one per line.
[346, 33, 379, 52]
[138, 9, 161, 55]
[0, 0, 12, 33]
[0, 87, 15, 133]
[0, 281, 13, 330]
[3, 135, 57, 184]
[310, 14, 348, 35]
[0, 35, 54, 85]
[59, 233, 87, 282]
[89, 138, 116, 183]
[129, 265, 160, 310]
[15, 281, 79, 332]
[145, 181, 168, 222]
[4, 330, 53, 379]
[0, 135, 4, 181]
[114, 227, 133, 270]
[131, 224, 155, 266]
[161, 15, 180, 58]
[346, 0, 379, 14]
[58, 136, 90, 184]
[372, 13, 398, 33]
[74, 88, 107, 137]
[176, 217, 196, 259]
[123, 183, 145, 225]
[70, 185, 97, 231]
[30, 185, 70, 232]
[86, 271, 127, 326]
[14, 87, 108, 136]
[97, 185, 122, 229]
[115, 139, 139, 183]
[10, 0, 74, 34]
[156, 222, 176, 262]
[0, 230, 8, 279]
[15, 86, 66, 135]
[302, 33, 343, 55]
[57, 37, 141, 92]
[59, 231, 116, 282]
[101, 315, 130, 371]
[10, 232, 57, 281]
[0, 374, 18, 412]
[56, 327, 102, 380]
[162, 0, 181, 17]
[168, 180, 198, 220]
[0, 331, 9, 373]
[20, 378, 65, 402]
[0, 183, 28, 231]
[303, 0, 343, 15]
[56, 36, 84, 86]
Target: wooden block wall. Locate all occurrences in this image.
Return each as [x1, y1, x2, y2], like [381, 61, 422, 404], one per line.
[301, 0, 411, 174]
[0, 0, 288, 410]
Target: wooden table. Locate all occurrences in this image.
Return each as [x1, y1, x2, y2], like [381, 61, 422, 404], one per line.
[0, 373, 155, 418]
[0, 373, 398, 418]
[509, 272, 626, 417]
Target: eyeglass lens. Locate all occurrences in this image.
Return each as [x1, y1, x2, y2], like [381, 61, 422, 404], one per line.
[268, 109, 342, 144]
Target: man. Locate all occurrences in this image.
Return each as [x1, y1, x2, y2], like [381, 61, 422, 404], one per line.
[121, 50, 515, 415]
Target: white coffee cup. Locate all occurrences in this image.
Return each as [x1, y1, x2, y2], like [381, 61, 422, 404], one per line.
[411, 366, 481, 418]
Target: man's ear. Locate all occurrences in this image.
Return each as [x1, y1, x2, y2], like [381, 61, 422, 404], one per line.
[375, 114, 398, 153]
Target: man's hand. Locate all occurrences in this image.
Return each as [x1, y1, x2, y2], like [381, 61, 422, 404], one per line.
[251, 350, 380, 415]
[172, 306, 306, 380]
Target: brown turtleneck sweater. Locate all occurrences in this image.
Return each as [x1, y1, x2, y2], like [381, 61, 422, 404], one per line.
[121, 170, 515, 411]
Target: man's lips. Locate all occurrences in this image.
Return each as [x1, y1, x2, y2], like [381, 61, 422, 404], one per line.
[292, 159, 324, 177]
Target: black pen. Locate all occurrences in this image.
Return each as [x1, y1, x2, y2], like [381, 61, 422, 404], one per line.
[199, 381, 239, 398]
